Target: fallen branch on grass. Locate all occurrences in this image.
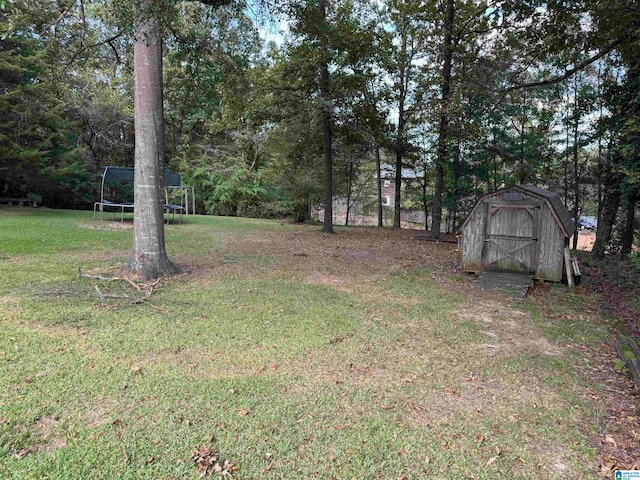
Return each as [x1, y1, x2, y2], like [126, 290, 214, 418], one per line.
[78, 267, 165, 309]
[94, 285, 137, 302]
[77, 267, 157, 292]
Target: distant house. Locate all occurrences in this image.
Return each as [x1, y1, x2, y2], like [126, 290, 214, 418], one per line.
[379, 165, 420, 208]
[379, 165, 425, 225]
[313, 164, 425, 227]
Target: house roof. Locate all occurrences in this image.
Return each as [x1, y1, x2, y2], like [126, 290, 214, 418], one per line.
[461, 185, 575, 237]
[380, 164, 420, 180]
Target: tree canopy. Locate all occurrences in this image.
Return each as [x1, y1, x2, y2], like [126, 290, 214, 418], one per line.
[1, 0, 638, 266]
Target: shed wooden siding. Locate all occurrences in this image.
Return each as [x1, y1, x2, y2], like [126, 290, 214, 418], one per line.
[460, 204, 484, 273]
[484, 201, 540, 273]
[460, 186, 572, 282]
[535, 205, 565, 281]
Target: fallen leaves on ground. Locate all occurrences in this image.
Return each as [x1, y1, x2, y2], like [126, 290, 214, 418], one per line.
[16, 448, 29, 458]
[486, 446, 502, 466]
[182, 226, 460, 286]
[191, 446, 237, 478]
[599, 457, 617, 478]
[584, 263, 640, 341]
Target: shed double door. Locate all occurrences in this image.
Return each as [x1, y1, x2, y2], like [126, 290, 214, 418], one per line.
[482, 201, 541, 273]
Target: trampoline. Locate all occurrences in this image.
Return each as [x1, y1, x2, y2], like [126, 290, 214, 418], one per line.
[93, 166, 195, 223]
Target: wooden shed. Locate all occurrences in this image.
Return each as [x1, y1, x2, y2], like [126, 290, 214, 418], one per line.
[460, 185, 575, 282]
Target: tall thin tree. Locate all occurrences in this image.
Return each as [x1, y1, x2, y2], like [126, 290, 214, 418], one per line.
[318, 0, 334, 234]
[431, 0, 455, 240]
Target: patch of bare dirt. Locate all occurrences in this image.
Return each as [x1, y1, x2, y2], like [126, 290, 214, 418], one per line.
[85, 398, 117, 429]
[453, 298, 564, 358]
[0, 295, 21, 323]
[306, 272, 352, 292]
[76, 220, 132, 231]
[570, 231, 596, 252]
[179, 226, 459, 286]
[32, 416, 66, 452]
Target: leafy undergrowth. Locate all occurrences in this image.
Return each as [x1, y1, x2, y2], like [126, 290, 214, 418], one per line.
[578, 252, 640, 341]
[0, 208, 638, 479]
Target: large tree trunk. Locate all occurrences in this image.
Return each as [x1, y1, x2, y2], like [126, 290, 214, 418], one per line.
[128, 9, 179, 280]
[319, 0, 334, 234]
[596, 153, 604, 227]
[431, 0, 455, 240]
[596, 65, 605, 228]
[564, 106, 569, 205]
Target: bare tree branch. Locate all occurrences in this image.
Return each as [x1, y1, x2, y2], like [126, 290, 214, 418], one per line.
[65, 31, 125, 69]
[497, 37, 624, 94]
[78, 267, 162, 304]
[196, 0, 233, 7]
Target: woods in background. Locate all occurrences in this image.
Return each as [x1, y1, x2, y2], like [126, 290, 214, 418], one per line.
[1, 0, 638, 257]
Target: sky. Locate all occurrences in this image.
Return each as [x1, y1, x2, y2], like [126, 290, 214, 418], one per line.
[244, 0, 289, 47]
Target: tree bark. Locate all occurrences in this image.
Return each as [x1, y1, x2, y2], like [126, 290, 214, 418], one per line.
[593, 158, 622, 258]
[564, 104, 569, 205]
[517, 90, 528, 183]
[571, 91, 580, 251]
[422, 167, 429, 231]
[431, 0, 455, 240]
[450, 142, 461, 233]
[596, 64, 605, 228]
[621, 191, 638, 255]
[393, 19, 408, 229]
[128, 8, 179, 280]
[319, 0, 334, 234]
[393, 145, 403, 228]
[345, 159, 353, 226]
[375, 144, 383, 227]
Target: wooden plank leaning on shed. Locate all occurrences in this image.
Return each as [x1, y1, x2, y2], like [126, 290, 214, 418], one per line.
[570, 257, 581, 285]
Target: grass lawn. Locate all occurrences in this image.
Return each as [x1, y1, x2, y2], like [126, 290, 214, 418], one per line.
[0, 207, 638, 479]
